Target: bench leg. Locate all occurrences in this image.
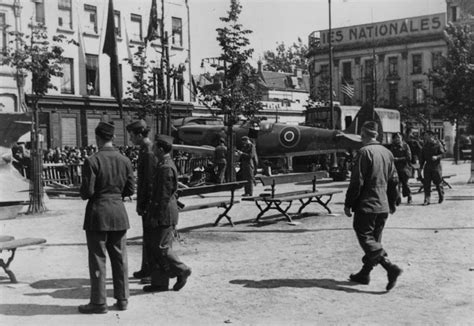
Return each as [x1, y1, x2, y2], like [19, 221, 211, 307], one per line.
[274, 201, 293, 222]
[214, 204, 234, 227]
[314, 195, 334, 214]
[297, 198, 313, 215]
[0, 249, 18, 283]
[442, 179, 453, 189]
[255, 202, 273, 222]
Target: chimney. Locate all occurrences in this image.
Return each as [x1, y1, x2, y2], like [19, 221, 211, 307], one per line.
[257, 60, 263, 73]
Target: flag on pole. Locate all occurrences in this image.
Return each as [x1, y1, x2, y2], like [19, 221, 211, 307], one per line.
[341, 79, 355, 98]
[102, 0, 122, 117]
[145, 0, 159, 43]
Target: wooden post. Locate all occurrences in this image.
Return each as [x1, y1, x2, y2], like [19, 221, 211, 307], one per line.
[468, 140, 474, 184]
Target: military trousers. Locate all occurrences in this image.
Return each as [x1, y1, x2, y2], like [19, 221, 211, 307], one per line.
[139, 214, 150, 274]
[216, 162, 227, 184]
[144, 225, 190, 286]
[86, 230, 129, 304]
[353, 212, 388, 266]
[423, 168, 443, 198]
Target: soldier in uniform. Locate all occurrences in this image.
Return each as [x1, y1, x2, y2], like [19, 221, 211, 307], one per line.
[143, 134, 192, 293]
[344, 121, 402, 291]
[390, 133, 413, 204]
[126, 119, 155, 283]
[239, 136, 258, 196]
[214, 138, 227, 184]
[79, 122, 135, 313]
[420, 130, 445, 205]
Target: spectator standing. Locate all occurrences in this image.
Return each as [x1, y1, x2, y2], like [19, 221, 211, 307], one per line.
[239, 136, 258, 196]
[126, 119, 159, 285]
[214, 138, 227, 184]
[78, 122, 135, 313]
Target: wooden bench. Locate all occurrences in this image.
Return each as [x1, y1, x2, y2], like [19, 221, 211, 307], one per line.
[177, 181, 247, 226]
[411, 173, 457, 193]
[0, 236, 47, 283]
[242, 171, 342, 223]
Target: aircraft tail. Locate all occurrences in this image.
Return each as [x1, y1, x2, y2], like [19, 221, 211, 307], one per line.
[343, 104, 384, 143]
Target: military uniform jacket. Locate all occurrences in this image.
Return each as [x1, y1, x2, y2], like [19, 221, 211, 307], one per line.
[80, 147, 135, 231]
[136, 138, 157, 215]
[345, 141, 399, 214]
[420, 140, 444, 172]
[146, 155, 179, 227]
[390, 141, 412, 178]
[214, 144, 227, 164]
[240, 143, 258, 168]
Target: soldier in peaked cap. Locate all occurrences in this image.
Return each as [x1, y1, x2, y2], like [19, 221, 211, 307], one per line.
[419, 130, 445, 205]
[344, 121, 403, 292]
[79, 121, 135, 313]
[143, 134, 192, 293]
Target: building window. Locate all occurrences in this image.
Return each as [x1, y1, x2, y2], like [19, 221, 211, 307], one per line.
[364, 59, 374, 79]
[171, 17, 183, 47]
[412, 54, 422, 74]
[130, 14, 142, 41]
[87, 118, 101, 145]
[35, 0, 45, 24]
[61, 117, 77, 147]
[0, 13, 6, 53]
[388, 57, 398, 76]
[173, 74, 184, 101]
[451, 6, 458, 22]
[58, 0, 72, 29]
[389, 82, 398, 107]
[84, 4, 98, 34]
[86, 54, 100, 96]
[114, 10, 121, 38]
[413, 81, 425, 104]
[320, 64, 329, 78]
[432, 52, 442, 69]
[61, 58, 74, 94]
[111, 64, 123, 99]
[342, 62, 352, 81]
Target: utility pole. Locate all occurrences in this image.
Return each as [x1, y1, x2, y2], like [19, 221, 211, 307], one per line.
[328, 0, 338, 170]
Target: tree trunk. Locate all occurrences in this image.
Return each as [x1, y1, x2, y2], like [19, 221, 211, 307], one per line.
[27, 100, 47, 214]
[468, 140, 474, 184]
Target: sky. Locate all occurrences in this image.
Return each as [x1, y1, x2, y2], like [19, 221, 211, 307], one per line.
[189, 0, 446, 73]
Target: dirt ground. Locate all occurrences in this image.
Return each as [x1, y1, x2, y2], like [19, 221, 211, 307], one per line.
[0, 160, 473, 325]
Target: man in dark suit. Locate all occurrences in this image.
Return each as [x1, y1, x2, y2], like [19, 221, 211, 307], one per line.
[420, 130, 445, 205]
[79, 122, 135, 314]
[126, 119, 156, 283]
[344, 121, 402, 291]
[143, 134, 192, 293]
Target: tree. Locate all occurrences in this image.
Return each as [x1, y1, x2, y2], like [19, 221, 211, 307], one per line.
[428, 22, 474, 163]
[1, 23, 67, 214]
[263, 38, 308, 73]
[201, 0, 262, 181]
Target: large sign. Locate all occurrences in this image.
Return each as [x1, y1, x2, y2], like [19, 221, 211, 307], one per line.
[319, 13, 446, 46]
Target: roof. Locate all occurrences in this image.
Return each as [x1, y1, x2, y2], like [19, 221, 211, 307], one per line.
[259, 71, 310, 92]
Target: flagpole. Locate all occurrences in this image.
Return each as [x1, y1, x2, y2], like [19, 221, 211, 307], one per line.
[328, 0, 338, 169]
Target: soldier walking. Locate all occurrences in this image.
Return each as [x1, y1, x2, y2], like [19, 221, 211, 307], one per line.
[420, 130, 445, 205]
[344, 121, 402, 291]
[143, 135, 192, 293]
[79, 122, 135, 313]
[390, 133, 413, 204]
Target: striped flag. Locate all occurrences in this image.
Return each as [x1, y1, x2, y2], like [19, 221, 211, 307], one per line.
[341, 79, 355, 98]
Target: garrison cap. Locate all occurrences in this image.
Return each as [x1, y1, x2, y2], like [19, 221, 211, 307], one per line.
[361, 121, 378, 138]
[154, 134, 174, 147]
[241, 136, 250, 141]
[126, 119, 147, 132]
[95, 121, 115, 139]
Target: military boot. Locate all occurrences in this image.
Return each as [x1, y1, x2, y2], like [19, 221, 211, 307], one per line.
[423, 196, 430, 205]
[379, 257, 403, 291]
[437, 186, 444, 204]
[349, 264, 373, 285]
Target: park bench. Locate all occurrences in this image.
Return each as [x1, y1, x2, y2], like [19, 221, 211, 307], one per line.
[0, 235, 46, 283]
[177, 181, 247, 227]
[411, 173, 457, 193]
[242, 171, 342, 223]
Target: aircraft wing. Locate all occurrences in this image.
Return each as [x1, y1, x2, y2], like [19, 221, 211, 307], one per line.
[173, 144, 215, 157]
[336, 132, 362, 143]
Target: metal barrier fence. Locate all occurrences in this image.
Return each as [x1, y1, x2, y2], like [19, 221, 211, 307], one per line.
[40, 157, 212, 187]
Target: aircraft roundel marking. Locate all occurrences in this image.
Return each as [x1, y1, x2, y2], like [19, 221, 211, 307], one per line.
[279, 126, 300, 148]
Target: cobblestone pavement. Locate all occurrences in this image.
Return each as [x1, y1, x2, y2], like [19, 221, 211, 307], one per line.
[0, 160, 473, 325]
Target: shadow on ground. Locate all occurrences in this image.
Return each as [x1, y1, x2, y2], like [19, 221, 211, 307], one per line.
[230, 278, 386, 295]
[0, 304, 78, 316]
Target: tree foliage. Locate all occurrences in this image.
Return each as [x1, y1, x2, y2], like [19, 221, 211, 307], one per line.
[428, 23, 474, 124]
[201, 0, 262, 122]
[1, 23, 67, 98]
[263, 38, 308, 73]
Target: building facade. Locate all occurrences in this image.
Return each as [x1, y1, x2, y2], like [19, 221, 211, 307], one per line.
[0, 0, 193, 148]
